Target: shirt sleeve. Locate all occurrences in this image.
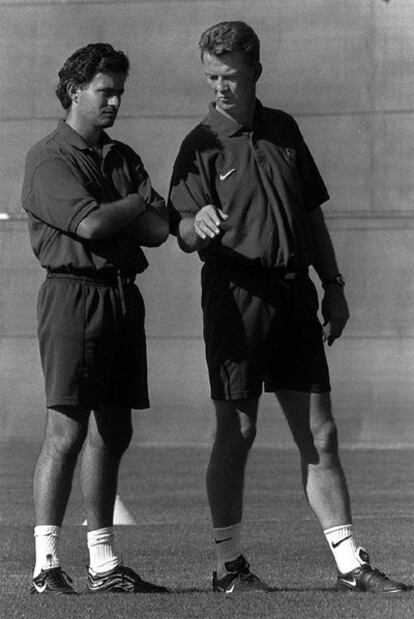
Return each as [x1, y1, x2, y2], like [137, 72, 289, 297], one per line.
[167, 139, 210, 234]
[24, 157, 99, 234]
[293, 121, 330, 211]
[124, 148, 168, 220]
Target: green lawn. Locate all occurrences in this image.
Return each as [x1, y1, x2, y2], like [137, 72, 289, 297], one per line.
[1, 443, 413, 617]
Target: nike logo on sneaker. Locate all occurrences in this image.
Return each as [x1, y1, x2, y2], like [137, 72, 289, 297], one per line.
[33, 582, 47, 593]
[219, 168, 236, 180]
[215, 537, 232, 544]
[226, 583, 236, 594]
[332, 534, 352, 549]
[340, 576, 357, 588]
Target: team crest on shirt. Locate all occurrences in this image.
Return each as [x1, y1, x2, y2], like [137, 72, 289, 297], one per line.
[283, 147, 297, 166]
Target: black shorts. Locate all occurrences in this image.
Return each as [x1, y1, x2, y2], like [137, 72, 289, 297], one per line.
[201, 264, 331, 400]
[37, 274, 149, 410]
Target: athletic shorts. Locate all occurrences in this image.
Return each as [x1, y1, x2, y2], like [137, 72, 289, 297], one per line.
[37, 273, 149, 410]
[201, 264, 331, 400]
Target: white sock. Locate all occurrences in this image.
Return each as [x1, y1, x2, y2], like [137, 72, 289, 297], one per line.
[34, 525, 61, 577]
[87, 527, 119, 574]
[324, 524, 361, 574]
[213, 522, 242, 578]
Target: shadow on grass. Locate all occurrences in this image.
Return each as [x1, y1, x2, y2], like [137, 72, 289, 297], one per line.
[172, 586, 333, 593]
[172, 584, 414, 594]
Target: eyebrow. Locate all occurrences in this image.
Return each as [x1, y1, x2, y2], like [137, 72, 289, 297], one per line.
[204, 69, 240, 76]
[100, 87, 125, 95]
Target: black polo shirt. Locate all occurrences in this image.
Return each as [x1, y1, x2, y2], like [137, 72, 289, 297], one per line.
[168, 100, 329, 270]
[22, 120, 166, 275]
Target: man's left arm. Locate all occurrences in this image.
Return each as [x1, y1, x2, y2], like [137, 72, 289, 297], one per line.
[121, 149, 169, 247]
[308, 206, 350, 346]
[125, 194, 169, 247]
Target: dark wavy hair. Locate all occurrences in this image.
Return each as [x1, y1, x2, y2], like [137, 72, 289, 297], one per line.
[56, 43, 130, 110]
[199, 21, 260, 66]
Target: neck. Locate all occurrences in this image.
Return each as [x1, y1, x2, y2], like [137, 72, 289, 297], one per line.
[65, 114, 102, 148]
[217, 100, 256, 129]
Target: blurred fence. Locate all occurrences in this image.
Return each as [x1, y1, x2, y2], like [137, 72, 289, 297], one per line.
[1, 0, 413, 445]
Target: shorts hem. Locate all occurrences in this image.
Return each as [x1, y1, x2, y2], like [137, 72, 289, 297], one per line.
[211, 391, 262, 401]
[46, 398, 150, 410]
[46, 397, 82, 409]
[264, 384, 331, 394]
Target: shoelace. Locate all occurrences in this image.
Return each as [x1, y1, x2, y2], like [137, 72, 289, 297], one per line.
[240, 572, 256, 583]
[45, 568, 74, 589]
[118, 566, 147, 590]
[119, 566, 140, 581]
[367, 566, 387, 579]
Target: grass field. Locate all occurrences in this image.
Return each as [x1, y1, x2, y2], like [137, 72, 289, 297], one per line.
[1, 442, 413, 618]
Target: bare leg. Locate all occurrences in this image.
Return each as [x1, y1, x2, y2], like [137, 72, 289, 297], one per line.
[34, 407, 89, 526]
[206, 399, 258, 527]
[81, 407, 132, 531]
[276, 389, 352, 529]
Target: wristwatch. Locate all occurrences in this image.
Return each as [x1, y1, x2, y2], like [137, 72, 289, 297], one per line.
[322, 274, 345, 289]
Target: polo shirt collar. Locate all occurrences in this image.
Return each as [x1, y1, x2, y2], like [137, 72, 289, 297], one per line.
[205, 99, 266, 137]
[56, 119, 114, 153]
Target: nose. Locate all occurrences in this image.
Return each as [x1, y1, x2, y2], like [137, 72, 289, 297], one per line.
[216, 77, 228, 93]
[108, 95, 121, 109]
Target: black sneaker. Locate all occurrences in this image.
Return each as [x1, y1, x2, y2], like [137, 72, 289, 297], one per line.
[31, 567, 77, 595]
[87, 564, 168, 593]
[212, 555, 272, 593]
[336, 547, 406, 593]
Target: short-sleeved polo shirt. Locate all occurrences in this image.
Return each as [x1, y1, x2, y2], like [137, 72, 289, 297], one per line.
[168, 100, 329, 270]
[22, 120, 166, 275]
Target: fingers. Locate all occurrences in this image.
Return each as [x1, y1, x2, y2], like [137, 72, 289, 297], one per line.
[323, 320, 344, 346]
[217, 208, 229, 220]
[194, 205, 227, 239]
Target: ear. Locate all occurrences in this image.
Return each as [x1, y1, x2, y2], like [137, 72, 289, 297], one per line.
[67, 81, 80, 104]
[254, 63, 263, 83]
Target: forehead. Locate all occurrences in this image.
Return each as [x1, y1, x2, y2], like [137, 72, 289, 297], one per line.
[87, 71, 126, 89]
[202, 51, 254, 74]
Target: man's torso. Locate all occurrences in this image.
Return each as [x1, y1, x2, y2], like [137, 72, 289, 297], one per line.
[169, 102, 329, 271]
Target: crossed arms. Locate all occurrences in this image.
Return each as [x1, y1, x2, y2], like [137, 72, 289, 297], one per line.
[76, 193, 169, 246]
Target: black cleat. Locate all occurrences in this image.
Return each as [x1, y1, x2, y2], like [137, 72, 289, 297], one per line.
[212, 555, 272, 594]
[87, 564, 168, 593]
[31, 567, 77, 595]
[336, 547, 407, 593]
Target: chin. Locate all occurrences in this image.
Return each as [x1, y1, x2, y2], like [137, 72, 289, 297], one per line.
[217, 101, 235, 113]
[100, 119, 115, 128]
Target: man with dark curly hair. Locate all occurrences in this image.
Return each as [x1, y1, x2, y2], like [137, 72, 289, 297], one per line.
[168, 21, 406, 594]
[22, 43, 169, 594]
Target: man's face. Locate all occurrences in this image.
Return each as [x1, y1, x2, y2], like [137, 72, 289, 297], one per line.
[73, 71, 126, 130]
[202, 51, 260, 120]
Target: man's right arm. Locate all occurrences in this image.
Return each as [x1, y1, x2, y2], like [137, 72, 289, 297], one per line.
[177, 205, 228, 253]
[168, 139, 228, 252]
[76, 193, 147, 240]
[25, 157, 148, 240]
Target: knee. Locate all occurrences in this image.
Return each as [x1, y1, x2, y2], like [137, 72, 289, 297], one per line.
[44, 418, 88, 459]
[313, 420, 338, 455]
[108, 427, 133, 457]
[216, 418, 256, 454]
[89, 415, 133, 458]
[239, 419, 257, 449]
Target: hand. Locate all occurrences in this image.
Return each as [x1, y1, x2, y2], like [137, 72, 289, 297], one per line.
[193, 204, 228, 240]
[321, 286, 350, 346]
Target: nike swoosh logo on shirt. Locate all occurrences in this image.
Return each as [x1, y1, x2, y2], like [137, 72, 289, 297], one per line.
[219, 168, 236, 181]
[332, 534, 352, 549]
